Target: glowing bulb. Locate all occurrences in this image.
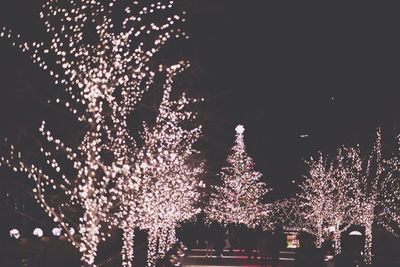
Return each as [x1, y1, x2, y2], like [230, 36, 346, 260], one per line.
[33, 228, 44, 238]
[235, 124, 245, 134]
[52, 227, 62, 236]
[9, 229, 20, 239]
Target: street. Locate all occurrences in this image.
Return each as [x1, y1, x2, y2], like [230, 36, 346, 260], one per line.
[182, 248, 296, 267]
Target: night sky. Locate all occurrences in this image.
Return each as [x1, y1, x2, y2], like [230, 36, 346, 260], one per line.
[0, 1, 400, 200]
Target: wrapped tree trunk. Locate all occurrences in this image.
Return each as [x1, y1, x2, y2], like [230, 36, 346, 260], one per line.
[122, 230, 135, 267]
[364, 223, 373, 265]
[334, 229, 342, 254]
[315, 218, 324, 248]
[147, 229, 158, 267]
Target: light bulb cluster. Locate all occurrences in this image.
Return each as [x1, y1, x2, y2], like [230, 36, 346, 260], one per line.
[268, 198, 314, 234]
[115, 62, 204, 267]
[0, 1, 202, 267]
[379, 133, 400, 238]
[296, 151, 358, 251]
[294, 129, 400, 264]
[206, 125, 271, 228]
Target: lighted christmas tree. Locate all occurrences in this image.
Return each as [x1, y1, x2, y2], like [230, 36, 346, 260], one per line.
[206, 125, 270, 227]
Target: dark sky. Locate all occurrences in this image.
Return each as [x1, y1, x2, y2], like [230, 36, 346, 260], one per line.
[0, 1, 400, 199]
[186, 1, 400, 198]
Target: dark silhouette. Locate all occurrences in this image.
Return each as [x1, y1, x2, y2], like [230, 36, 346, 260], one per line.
[334, 250, 359, 267]
[243, 227, 256, 260]
[0, 237, 21, 266]
[258, 230, 273, 267]
[295, 232, 325, 267]
[205, 223, 213, 257]
[211, 222, 225, 259]
[236, 223, 247, 252]
[271, 224, 286, 267]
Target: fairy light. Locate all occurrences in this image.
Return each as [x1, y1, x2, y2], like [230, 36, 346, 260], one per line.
[206, 125, 271, 228]
[380, 133, 400, 237]
[115, 62, 204, 267]
[9, 229, 20, 239]
[269, 198, 315, 234]
[344, 129, 386, 265]
[296, 129, 399, 264]
[33, 228, 44, 238]
[0, 1, 192, 266]
[298, 149, 360, 252]
[52, 227, 62, 237]
[297, 153, 336, 248]
[348, 128, 400, 264]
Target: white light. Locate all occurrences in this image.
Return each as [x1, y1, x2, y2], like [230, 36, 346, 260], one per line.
[349, 231, 362, 236]
[207, 124, 271, 228]
[235, 125, 245, 134]
[327, 226, 335, 233]
[69, 227, 75, 235]
[9, 229, 20, 239]
[33, 228, 44, 237]
[52, 227, 61, 236]
[0, 1, 197, 266]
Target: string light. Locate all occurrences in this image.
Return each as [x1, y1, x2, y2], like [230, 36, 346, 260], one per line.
[380, 133, 400, 237]
[33, 228, 44, 238]
[269, 198, 315, 234]
[0, 1, 194, 266]
[9, 229, 20, 239]
[297, 153, 336, 248]
[52, 227, 62, 237]
[115, 62, 204, 267]
[297, 150, 359, 252]
[296, 128, 399, 264]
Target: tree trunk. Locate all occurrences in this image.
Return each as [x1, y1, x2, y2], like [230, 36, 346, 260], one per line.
[167, 227, 176, 248]
[147, 229, 158, 267]
[158, 227, 167, 256]
[316, 225, 324, 248]
[80, 242, 97, 267]
[122, 229, 135, 267]
[81, 262, 94, 267]
[334, 223, 342, 255]
[334, 230, 341, 255]
[364, 223, 373, 265]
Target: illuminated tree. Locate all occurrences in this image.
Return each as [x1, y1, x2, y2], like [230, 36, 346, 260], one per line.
[206, 125, 271, 227]
[298, 130, 400, 263]
[0, 0, 190, 266]
[381, 144, 400, 236]
[115, 62, 204, 267]
[297, 153, 336, 247]
[324, 148, 360, 254]
[269, 198, 314, 233]
[298, 147, 380, 255]
[340, 129, 399, 264]
[376, 132, 400, 238]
